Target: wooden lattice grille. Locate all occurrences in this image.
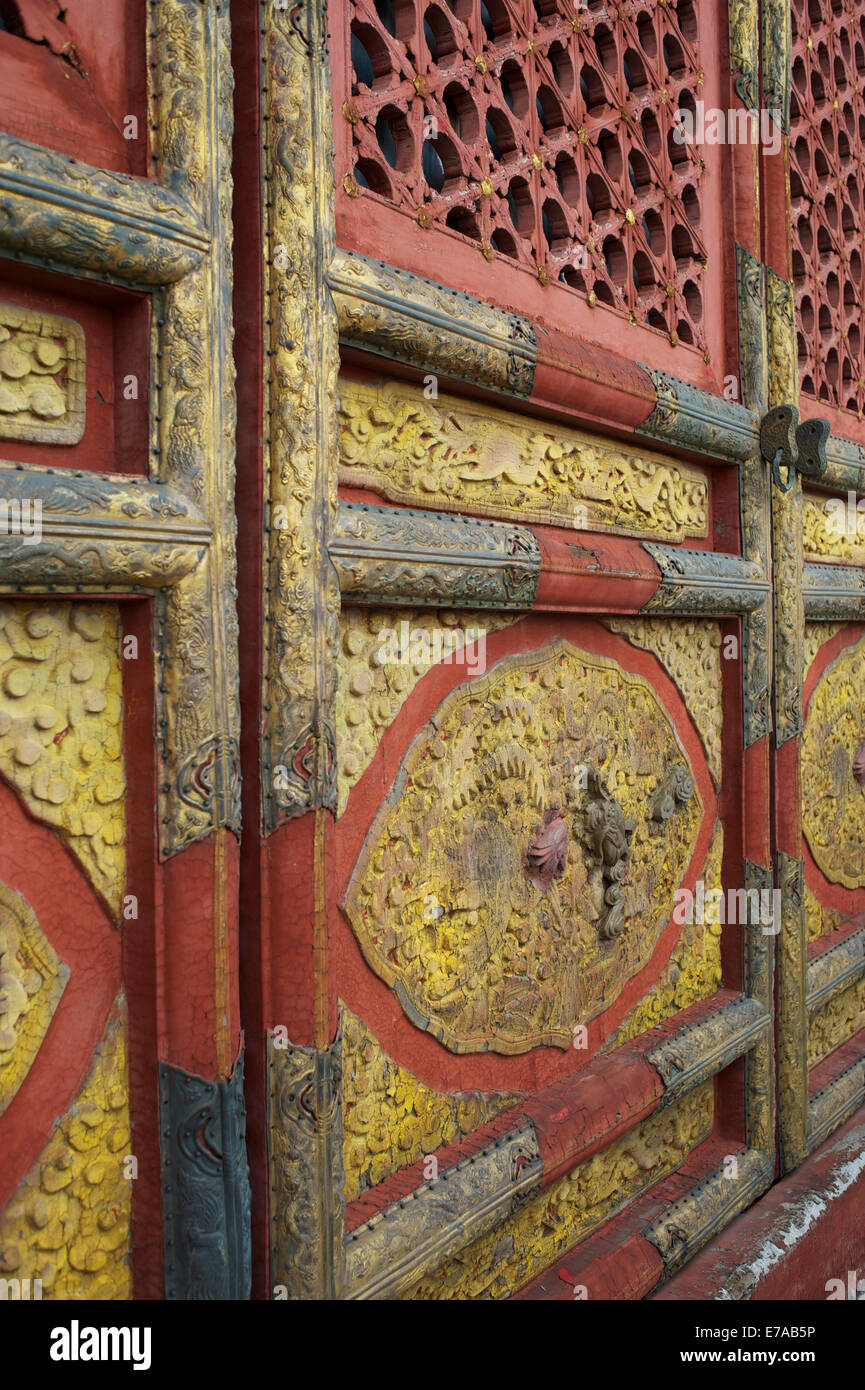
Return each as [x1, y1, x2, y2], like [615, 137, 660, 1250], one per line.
[345, 0, 708, 349]
[791, 0, 865, 416]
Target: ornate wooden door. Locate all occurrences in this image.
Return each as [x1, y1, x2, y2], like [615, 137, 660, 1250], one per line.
[0, 0, 248, 1300]
[765, 0, 865, 1181]
[238, 0, 834, 1301]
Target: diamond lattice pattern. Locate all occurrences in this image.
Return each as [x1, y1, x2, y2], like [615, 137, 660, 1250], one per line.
[347, 0, 708, 349]
[791, 0, 865, 416]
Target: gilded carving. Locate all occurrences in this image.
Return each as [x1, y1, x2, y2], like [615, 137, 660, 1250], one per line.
[808, 976, 865, 1068]
[0, 305, 85, 444]
[150, 0, 241, 855]
[777, 851, 808, 1171]
[805, 885, 846, 944]
[729, 0, 760, 108]
[637, 366, 758, 463]
[0, 602, 125, 914]
[0, 882, 69, 1116]
[801, 632, 865, 889]
[807, 928, 865, 1008]
[331, 502, 540, 610]
[803, 621, 846, 676]
[804, 563, 865, 620]
[0, 134, 206, 286]
[268, 1033, 345, 1300]
[767, 270, 798, 406]
[582, 770, 638, 941]
[347, 1123, 542, 1300]
[643, 1147, 771, 1271]
[342, 639, 705, 1055]
[339, 377, 708, 540]
[640, 544, 768, 617]
[606, 618, 723, 785]
[0, 996, 131, 1299]
[260, 0, 340, 828]
[329, 249, 536, 398]
[803, 496, 865, 566]
[647, 996, 770, 1100]
[335, 605, 518, 816]
[401, 1083, 713, 1299]
[736, 246, 767, 410]
[608, 824, 724, 1047]
[809, 1058, 865, 1149]
[341, 1005, 519, 1202]
[762, 0, 791, 130]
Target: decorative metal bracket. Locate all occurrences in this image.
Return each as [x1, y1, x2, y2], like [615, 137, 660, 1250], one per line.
[159, 1053, 252, 1301]
[760, 405, 830, 490]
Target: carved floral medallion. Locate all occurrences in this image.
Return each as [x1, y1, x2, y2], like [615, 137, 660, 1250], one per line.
[802, 631, 865, 889]
[0, 881, 68, 1115]
[342, 639, 705, 1054]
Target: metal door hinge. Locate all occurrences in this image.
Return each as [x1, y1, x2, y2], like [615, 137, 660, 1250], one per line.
[760, 405, 830, 490]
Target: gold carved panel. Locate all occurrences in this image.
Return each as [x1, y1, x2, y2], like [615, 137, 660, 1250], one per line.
[336, 606, 518, 816]
[605, 618, 723, 785]
[803, 495, 865, 567]
[0, 882, 69, 1116]
[608, 823, 724, 1048]
[809, 977, 865, 1069]
[338, 377, 708, 541]
[0, 603, 125, 914]
[341, 1005, 519, 1201]
[801, 631, 865, 889]
[805, 884, 846, 943]
[803, 621, 846, 677]
[0, 995, 131, 1299]
[402, 1081, 713, 1299]
[0, 304, 85, 445]
[342, 639, 705, 1054]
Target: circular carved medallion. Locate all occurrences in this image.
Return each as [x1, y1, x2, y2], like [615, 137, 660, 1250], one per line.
[342, 639, 705, 1054]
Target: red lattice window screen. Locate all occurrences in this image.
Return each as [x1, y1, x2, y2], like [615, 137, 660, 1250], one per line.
[791, 0, 865, 418]
[341, 0, 709, 352]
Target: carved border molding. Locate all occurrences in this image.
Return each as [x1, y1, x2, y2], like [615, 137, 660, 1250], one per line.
[268, 1033, 345, 1300]
[736, 245, 768, 410]
[329, 249, 536, 398]
[148, 0, 241, 856]
[822, 434, 865, 494]
[808, 1059, 865, 1151]
[640, 543, 768, 614]
[159, 1053, 252, 1301]
[259, 0, 340, 830]
[777, 851, 808, 1171]
[728, 0, 759, 110]
[807, 929, 865, 1014]
[344, 1123, 543, 1300]
[647, 996, 771, 1104]
[636, 366, 759, 463]
[331, 502, 541, 609]
[762, 0, 791, 133]
[0, 3, 241, 855]
[643, 1147, 772, 1274]
[0, 134, 207, 286]
[0, 462, 208, 588]
[803, 563, 865, 620]
[734, 243, 773, 751]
